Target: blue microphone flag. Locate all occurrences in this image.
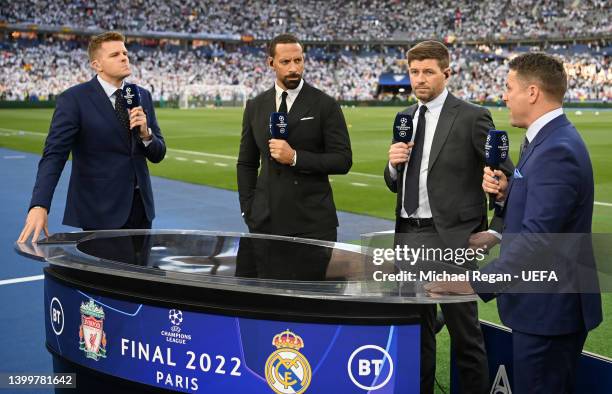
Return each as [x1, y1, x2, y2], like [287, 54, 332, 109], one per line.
[485, 129, 509, 169]
[393, 113, 413, 143]
[269, 112, 289, 140]
[122, 84, 141, 110]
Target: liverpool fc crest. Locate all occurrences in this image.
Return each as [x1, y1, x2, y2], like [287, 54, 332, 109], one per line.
[265, 329, 312, 394]
[78, 299, 107, 361]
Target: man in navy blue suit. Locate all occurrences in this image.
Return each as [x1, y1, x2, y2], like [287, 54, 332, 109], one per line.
[18, 31, 165, 242]
[426, 52, 602, 393]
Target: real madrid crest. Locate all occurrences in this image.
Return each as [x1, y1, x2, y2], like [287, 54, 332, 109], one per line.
[78, 299, 107, 361]
[265, 329, 311, 394]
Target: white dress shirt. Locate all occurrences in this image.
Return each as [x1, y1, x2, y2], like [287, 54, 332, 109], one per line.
[526, 107, 564, 143]
[274, 79, 303, 166]
[389, 88, 449, 218]
[97, 75, 124, 108]
[275, 79, 304, 113]
[96, 75, 152, 147]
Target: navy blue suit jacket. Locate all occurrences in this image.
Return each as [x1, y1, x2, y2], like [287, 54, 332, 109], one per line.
[29, 76, 165, 230]
[474, 114, 602, 335]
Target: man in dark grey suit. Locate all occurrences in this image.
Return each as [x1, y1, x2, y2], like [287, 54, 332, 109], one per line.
[237, 34, 352, 242]
[384, 41, 513, 394]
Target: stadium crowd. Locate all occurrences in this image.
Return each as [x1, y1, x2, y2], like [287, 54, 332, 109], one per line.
[2, 0, 610, 42]
[1, 38, 610, 103]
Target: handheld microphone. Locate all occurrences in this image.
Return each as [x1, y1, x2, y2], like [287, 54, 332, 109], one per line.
[269, 112, 289, 140]
[122, 84, 142, 133]
[392, 113, 413, 172]
[484, 129, 509, 209]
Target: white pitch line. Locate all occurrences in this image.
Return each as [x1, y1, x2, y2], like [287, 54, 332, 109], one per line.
[169, 147, 380, 179]
[0, 128, 45, 136]
[3, 155, 26, 159]
[168, 148, 234, 160]
[194, 160, 208, 164]
[175, 157, 188, 161]
[596, 201, 612, 207]
[351, 182, 369, 187]
[214, 162, 229, 167]
[0, 274, 44, 286]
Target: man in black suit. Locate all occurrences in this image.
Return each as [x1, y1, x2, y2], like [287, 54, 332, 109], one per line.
[384, 41, 513, 394]
[237, 34, 352, 242]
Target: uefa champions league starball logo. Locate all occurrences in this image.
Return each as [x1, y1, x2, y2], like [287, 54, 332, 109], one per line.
[485, 134, 492, 159]
[398, 117, 408, 138]
[500, 134, 509, 160]
[124, 87, 135, 105]
[277, 115, 288, 134]
[169, 309, 183, 326]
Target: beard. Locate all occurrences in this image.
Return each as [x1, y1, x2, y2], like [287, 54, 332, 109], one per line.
[282, 73, 302, 90]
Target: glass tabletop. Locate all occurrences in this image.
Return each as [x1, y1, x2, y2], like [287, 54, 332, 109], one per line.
[15, 230, 478, 304]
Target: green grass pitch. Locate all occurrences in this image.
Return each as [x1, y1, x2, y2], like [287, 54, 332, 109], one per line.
[1, 106, 610, 391]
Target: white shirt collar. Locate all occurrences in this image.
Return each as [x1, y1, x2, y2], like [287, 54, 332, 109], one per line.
[275, 78, 304, 101]
[97, 75, 125, 98]
[417, 88, 448, 116]
[526, 107, 564, 143]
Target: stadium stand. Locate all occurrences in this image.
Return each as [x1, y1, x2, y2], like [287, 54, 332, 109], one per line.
[1, 0, 610, 41]
[0, 1, 610, 103]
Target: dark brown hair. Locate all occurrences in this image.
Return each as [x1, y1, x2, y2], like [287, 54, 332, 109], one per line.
[407, 40, 450, 70]
[508, 52, 567, 102]
[88, 31, 126, 60]
[268, 34, 303, 57]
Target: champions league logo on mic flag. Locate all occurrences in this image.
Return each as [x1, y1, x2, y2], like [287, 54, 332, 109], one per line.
[393, 113, 413, 143]
[122, 84, 141, 109]
[485, 129, 509, 168]
[270, 112, 289, 139]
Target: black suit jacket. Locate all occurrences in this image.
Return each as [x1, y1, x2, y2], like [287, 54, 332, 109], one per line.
[384, 93, 514, 248]
[237, 82, 352, 235]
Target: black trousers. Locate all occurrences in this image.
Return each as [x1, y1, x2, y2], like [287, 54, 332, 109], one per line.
[236, 228, 337, 280]
[396, 219, 489, 394]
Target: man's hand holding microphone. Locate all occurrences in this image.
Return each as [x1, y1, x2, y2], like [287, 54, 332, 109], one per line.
[468, 130, 510, 250]
[483, 166, 509, 203]
[123, 84, 151, 141]
[269, 112, 296, 165]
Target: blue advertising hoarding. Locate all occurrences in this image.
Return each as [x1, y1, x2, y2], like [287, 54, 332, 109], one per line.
[45, 275, 420, 393]
[451, 321, 612, 393]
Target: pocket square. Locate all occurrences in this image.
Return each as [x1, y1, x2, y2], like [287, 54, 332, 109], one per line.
[300, 116, 314, 121]
[513, 168, 523, 178]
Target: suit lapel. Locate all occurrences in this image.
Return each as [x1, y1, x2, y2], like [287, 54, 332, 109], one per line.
[517, 114, 568, 171]
[261, 87, 276, 144]
[288, 82, 314, 128]
[505, 114, 569, 207]
[428, 93, 459, 171]
[86, 76, 130, 147]
[260, 87, 277, 173]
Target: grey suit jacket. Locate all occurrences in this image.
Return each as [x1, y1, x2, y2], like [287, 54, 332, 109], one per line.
[384, 92, 514, 249]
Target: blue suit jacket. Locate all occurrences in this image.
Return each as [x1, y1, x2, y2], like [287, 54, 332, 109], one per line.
[474, 114, 602, 335]
[29, 76, 166, 229]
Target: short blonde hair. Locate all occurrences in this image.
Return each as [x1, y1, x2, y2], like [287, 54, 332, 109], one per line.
[88, 31, 125, 60]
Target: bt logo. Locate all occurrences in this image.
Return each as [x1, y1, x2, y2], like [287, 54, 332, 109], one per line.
[347, 345, 394, 390]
